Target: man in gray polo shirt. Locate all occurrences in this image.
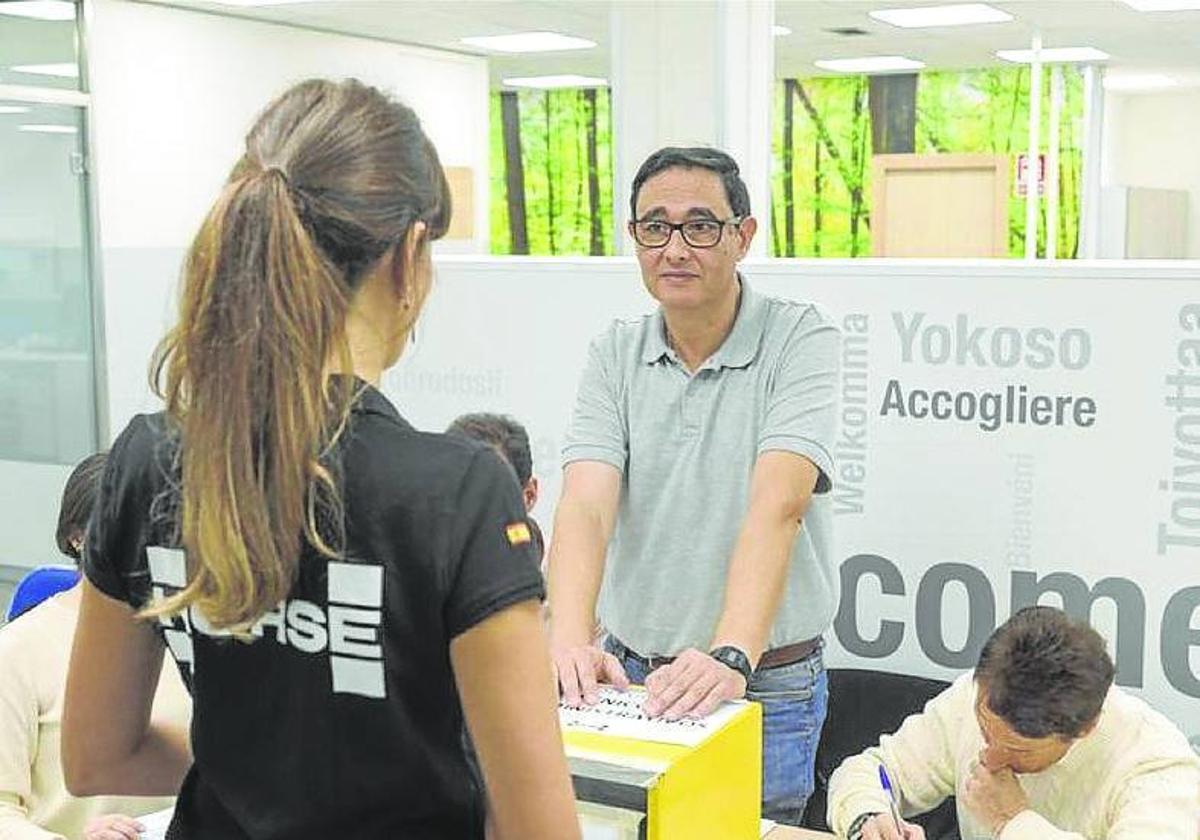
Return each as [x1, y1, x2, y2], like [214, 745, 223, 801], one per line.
[547, 146, 841, 825]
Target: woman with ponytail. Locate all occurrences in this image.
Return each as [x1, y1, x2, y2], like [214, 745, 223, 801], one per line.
[60, 79, 580, 840]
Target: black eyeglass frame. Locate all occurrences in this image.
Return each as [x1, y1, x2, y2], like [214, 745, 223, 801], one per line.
[628, 216, 746, 249]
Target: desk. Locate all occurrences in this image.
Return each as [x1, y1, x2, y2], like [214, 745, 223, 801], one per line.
[766, 827, 836, 839]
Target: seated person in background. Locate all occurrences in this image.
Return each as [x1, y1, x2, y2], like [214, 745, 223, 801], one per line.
[447, 412, 544, 560]
[0, 453, 191, 840]
[828, 606, 1200, 840]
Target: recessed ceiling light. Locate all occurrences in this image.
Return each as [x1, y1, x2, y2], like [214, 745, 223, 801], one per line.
[773, 25, 792, 36]
[0, 1, 74, 21]
[996, 47, 1110, 63]
[502, 75, 608, 90]
[462, 31, 595, 53]
[1103, 73, 1179, 91]
[0, 105, 33, 115]
[869, 3, 1012, 28]
[10, 63, 79, 78]
[815, 56, 926, 73]
[1120, 0, 1200, 10]
[18, 124, 77, 134]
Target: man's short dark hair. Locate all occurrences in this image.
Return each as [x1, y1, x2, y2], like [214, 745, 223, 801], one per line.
[56, 452, 108, 562]
[974, 606, 1115, 739]
[630, 146, 751, 219]
[446, 413, 533, 485]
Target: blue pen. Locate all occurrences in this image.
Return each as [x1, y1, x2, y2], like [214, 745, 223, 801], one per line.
[877, 764, 904, 834]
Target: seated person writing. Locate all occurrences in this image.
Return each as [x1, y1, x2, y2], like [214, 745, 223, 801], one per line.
[0, 453, 191, 840]
[828, 606, 1200, 840]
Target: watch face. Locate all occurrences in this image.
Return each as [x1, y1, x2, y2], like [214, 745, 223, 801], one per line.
[711, 646, 751, 679]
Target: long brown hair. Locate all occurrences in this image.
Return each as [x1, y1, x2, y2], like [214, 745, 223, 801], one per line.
[148, 79, 450, 629]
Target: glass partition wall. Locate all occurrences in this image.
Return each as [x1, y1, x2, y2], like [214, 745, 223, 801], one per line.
[0, 0, 99, 611]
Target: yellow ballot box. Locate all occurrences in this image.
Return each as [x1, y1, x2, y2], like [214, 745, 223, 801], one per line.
[560, 687, 763, 840]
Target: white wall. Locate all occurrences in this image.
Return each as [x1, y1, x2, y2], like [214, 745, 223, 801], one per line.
[1101, 88, 1200, 258]
[87, 0, 491, 436]
[393, 256, 1200, 742]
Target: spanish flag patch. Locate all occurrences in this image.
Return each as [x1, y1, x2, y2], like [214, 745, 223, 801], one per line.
[505, 521, 532, 546]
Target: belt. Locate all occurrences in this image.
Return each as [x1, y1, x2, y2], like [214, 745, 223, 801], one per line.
[612, 635, 822, 673]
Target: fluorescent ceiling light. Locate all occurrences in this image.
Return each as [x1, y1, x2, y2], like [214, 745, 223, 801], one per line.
[0, 1, 74, 21]
[773, 25, 792, 36]
[503, 75, 608, 89]
[815, 56, 926, 73]
[0, 106, 33, 114]
[996, 47, 1110, 63]
[207, 0, 329, 5]
[18, 124, 77, 134]
[461, 31, 595, 53]
[10, 63, 79, 78]
[1120, 0, 1200, 10]
[1103, 73, 1178, 91]
[869, 3, 1011, 28]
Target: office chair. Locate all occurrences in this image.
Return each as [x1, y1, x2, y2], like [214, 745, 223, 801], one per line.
[5, 565, 80, 622]
[801, 668, 961, 840]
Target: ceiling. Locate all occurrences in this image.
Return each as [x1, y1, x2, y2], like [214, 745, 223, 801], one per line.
[12, 0, 1200, 88]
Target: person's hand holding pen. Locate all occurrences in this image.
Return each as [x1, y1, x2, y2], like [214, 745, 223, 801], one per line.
[852, 814, 926, 840]
[847, 765, 927, 840]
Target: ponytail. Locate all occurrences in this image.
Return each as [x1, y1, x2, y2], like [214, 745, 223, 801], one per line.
[148, 167, 355, 629]
[145, 79, 450, 631]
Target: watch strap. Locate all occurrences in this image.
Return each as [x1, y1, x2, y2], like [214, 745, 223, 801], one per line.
[848, 811, 881, 840]
[708, 645, 752, 682]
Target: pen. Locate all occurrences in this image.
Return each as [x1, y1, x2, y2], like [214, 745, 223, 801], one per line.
[877, 763, 904, 835]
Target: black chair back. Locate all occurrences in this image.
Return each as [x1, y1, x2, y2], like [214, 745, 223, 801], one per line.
[801, 668, 960, 840]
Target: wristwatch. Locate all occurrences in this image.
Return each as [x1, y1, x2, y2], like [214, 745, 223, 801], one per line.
[709, 645, 753, 683]
[847, 812, 881, 840]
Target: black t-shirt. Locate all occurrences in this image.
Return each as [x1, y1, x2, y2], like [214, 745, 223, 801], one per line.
[84, 384, 545, 839]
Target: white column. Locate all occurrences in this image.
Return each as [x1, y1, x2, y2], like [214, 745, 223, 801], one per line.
[1047, 65, 1062, 259]
[610, 0, 775, 255]
[1078, 65, 1106, 259]
[1025, 32, 1043, 260]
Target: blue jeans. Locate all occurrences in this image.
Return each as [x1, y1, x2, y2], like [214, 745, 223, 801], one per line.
[604, 636, 829, 826]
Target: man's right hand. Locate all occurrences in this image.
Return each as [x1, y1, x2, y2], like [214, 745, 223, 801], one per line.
[858, 814, 926, 840]
[552, 644, 630, 706]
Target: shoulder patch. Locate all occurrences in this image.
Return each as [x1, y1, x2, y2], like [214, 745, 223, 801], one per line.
[505, 521, 532, 546]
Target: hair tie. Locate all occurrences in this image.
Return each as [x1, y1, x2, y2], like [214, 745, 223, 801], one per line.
[261, 164, 291, 187]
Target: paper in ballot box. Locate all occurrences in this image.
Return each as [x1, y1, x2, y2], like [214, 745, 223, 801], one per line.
[560, 686, 762, 840]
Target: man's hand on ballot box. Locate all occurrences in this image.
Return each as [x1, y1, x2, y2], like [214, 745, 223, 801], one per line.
[553, 643, 630, 707]
[643, 648, 747, 720]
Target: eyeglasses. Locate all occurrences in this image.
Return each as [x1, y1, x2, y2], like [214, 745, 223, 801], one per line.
[630, 217, 743, 249]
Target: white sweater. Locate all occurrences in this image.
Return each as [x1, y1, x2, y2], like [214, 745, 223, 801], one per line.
[0, 588, 191, 840]
[828, 673, 1200, 840]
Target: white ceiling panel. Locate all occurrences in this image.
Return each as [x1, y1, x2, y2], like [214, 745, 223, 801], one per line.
[125, 0, 1200, 86]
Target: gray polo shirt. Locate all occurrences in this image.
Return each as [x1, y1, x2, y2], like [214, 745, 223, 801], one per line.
[563, 278, 841, 657]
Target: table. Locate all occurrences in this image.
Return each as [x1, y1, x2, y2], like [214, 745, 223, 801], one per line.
[766, 827, 836, 839]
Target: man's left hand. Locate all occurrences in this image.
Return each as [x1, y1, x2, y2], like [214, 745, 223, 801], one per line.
[962, 762, 1028, 837]
[643, 647, 747, 719]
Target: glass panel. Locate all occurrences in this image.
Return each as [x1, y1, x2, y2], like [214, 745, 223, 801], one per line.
[773, 5, 1200, 260]
[0, 2, 81, 92]
[0, 101, 95, 465]
[489, 87, 615, 255]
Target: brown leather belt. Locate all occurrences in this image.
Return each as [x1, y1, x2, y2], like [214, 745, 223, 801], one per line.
[612, 635, 822, 673]
[756, 636, 822, 670]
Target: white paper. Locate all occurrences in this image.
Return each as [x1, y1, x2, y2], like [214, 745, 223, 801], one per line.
[559, 686, 746, 747]
[137, 807, 174, 840]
